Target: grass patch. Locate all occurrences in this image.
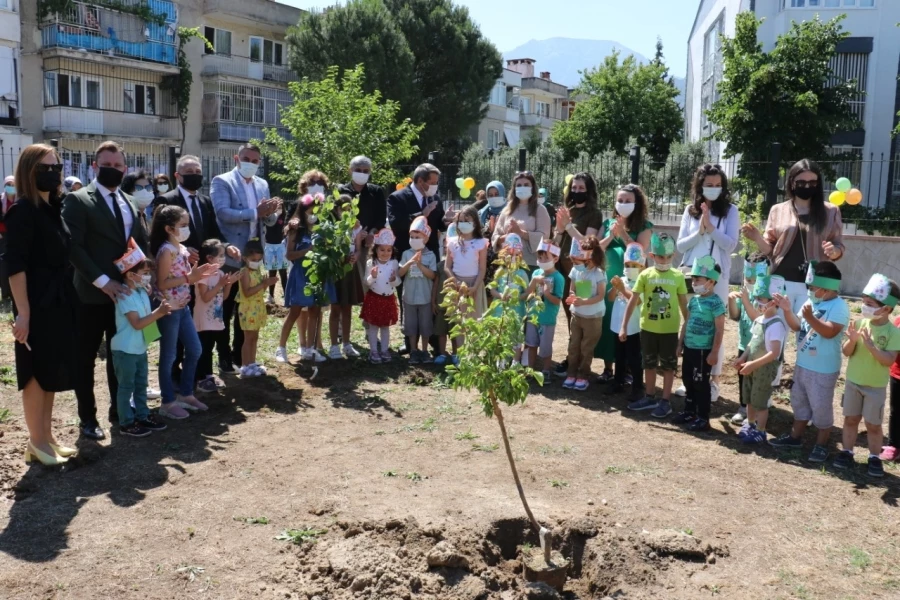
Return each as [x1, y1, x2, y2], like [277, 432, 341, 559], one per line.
[847, 547, 872, 570]
[603, 464, 659, 476]
[472, 443, 499, 452]
[406, 471, 422, 482]
[176, 565, 205, 582]
[0, 365, 15, 386]
[538, 444, 577, 456]
[548, 479, 568, 488]
[233, 516, 270, 525]
[275, 527, 326, 545]
[0, 407, 11, 423]
[382, 470, 398, 477]
[455, 428, 479, 441]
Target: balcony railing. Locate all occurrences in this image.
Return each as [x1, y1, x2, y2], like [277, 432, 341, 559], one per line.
[43, 107, 180, 139]
[42, 23, 177, 65]
[520, 77, 568, 98]
[201, 53, 297, 83]
[201, 122, 290, 143]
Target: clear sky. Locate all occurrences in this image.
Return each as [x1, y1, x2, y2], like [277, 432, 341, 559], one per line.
[273, 0, 695, 77]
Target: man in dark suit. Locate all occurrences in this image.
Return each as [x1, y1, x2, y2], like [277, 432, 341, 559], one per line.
[62, 140, 150, 440]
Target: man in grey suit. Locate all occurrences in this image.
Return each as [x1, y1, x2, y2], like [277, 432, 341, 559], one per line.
[62, 140, 150, 440]
[210, 143, 281, 370]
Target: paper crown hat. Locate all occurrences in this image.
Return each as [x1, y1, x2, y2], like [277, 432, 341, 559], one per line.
[446, 223, 458, 239]
[114, 239, 146, 274]
[623, 242, 646, 265]
[805, 261, 841, 292]
[503, 233, 524, 253]
[650, 232, 675, 256]
[863, 273, 899, 307]
[752, 274, 785, 300]
[373, 228, 395, 247]
[743, 256, 769, 280]
[569, 238, 592, 260]
[536, 237, 561, 258]
[691, 256, 720, 282]
[409, 215, 431, 239]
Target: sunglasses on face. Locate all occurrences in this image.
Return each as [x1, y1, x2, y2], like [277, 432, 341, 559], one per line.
[794, 180, 819, 189]
[134, 184, 154, 192]
[36, 164, 64, 174]
[308, 180, 326, 186]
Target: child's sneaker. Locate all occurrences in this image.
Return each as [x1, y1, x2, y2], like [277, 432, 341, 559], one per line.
[308, 349, 327, 363]
[868, 456, 885, 478]
[159, 403, 190, 420]
[329, 345, 344, 360]
[808, 445, 829, 463]
[120, 423, 152, 437]
[673, 411, 697, 425]
[730, 406, 747, 425]
[196, 377, 218, 394]
[176, 395, 208, 411]
[769, 433, 802, 449]
[421, 352, 434, 364]
[673, 385, 687, 397]
[595, 369, 614, 383]
[146, 387, 161, 400]
[627, 396, 658, 412]
[369, 351, 382, 364]
[252, 363, 267, 376]
[553, 359, 568, 376]
[434, 354, 448, 366]
[833, 450, 854, 470]
[743, 427, 767, 445]
[382, 350, 393, 363]
[343, 344, 361, 358]
[541, 369, 552, 382]
[737, 421, 753, 440]
[562, 377, 576, 390]
[138, 415, 167, 431]
[879, 446, 898, 461]
[265, 294, 275, 306]
[651, 400, 672, 419]
[240, 364, 260, 378]
[574, 379, 589, 391]
[688, 418, 710, 432]
[409, 351, 421, 365]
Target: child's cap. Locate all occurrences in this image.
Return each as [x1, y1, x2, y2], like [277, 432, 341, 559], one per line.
[504, 233, 524, 253]
[536, 238, 561, 258]
[863, 273, 899, 307]
[446, 223, 458, 240]
[752, 274, 785, 301]
[409, 215, 431, 239]
[373, 228, 395, 247]
[623, 242, 645, 265]
[114, 238, 146, 273]
[805, 261, 841, 292]
[650, 233, 675, 256]
[690, 256, 719, 282]
[743, 257, 769, 281]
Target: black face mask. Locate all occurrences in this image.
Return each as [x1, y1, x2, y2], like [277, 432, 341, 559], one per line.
[96, 166, 125, 189]
[793, 186, 816, 201]
[36, 170, 61, 193]
[570, 191, 588, 205]
[180, 173, 203, 192]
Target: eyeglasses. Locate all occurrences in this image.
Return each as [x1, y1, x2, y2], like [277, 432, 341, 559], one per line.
[794, 180, 819, 189]
[36, 164, 64, 174]
[308, 179, 326, 186]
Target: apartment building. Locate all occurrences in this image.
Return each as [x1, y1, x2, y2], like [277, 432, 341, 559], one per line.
[684, 0, 900, 206]
[506, 58, 570, 144]
[470, 67, 522, 151]
[0, 0, 32, 179]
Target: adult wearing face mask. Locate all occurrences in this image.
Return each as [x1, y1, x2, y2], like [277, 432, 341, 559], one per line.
[742, 159, 845, 315]
[338, 155, 386, 250]
[477, 180, 506, 233]
[492, 172, 551, 271]
[121, 170, 157, 231]
[0, 175, 17, 301]
[62, 140, 150, 440]
[211, 143, 282, 371]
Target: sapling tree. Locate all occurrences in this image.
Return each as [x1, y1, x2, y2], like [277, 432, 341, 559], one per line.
[441, 250, 555, 562]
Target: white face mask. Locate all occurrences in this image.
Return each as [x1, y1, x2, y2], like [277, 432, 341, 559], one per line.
[654, 260, 671, 272]
[248, 260, 262, 270]
[307, 215, 318, 225]
[515, 186, 532, 200]
[538, 195, 546, 205]
[351, 171, 370, 186]
[537, 260, 555, 272]
[133, 189, 154, 209]
[157, 184, 169, 193]
[176, 226, 190, 242]
[141, 274, 152, 287]
[625, 267, 641, 281]
[692, 282, 710, 295]
[703, 187, 722, 201]
[488, 196, 506, 209]
[409, 238, 426, 251]
[457, 221, 474, 235]
[308, 185, 324, 196]
[238, 161, 259, 179]
[615, 202, 635, 218]
[861, 305, 880, 319]
[426, 184, 439, 197]
[215, 256, 226, 267]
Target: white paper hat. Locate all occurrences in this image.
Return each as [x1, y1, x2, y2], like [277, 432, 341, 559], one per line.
[409, 215, 431, 238]
[373, 228, 396, 247]
[114, 239, 146, 273]
[504, 233, 523, 253]
[536, 238, 560, 258]
[863, 273, 899, 307]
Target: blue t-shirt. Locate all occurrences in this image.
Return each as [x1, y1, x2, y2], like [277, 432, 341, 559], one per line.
[796, 296, 850, 374]
[685, 294, 726, 350]
[111, 287, 151, 355]
[529, 268, 565, 326]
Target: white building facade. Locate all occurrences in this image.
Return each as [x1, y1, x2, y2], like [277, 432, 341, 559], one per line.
[0, 0, 33, 179]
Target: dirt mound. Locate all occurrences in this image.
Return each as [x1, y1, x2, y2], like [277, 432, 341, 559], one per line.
[261, 515, 726, 599]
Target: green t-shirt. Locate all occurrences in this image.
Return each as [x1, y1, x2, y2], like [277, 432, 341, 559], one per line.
[529, 268, 565, 326]
[685, 294, 726, 350]
[846, 319, 900, 388]
[632, 267, 687, 334]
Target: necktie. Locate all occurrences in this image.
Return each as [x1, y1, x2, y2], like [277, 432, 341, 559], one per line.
[189, 195, 203, 233]
[110, 193, 125, 242]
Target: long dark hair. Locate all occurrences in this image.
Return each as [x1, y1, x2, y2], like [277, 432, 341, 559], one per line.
[503, 172, 539, 218]
[15, 144, 61, 206]
[563, 172, 599, 210]
[785, 159, 827, 233]
[689, 163, 732, 219]
[121, 169, 155, 196]
[150, 205, 187, 256]
[617, 184, 648, 233]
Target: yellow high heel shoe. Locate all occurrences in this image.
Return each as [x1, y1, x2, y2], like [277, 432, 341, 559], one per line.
[24, 443, 68, 466]
[49, 443, 77, 457]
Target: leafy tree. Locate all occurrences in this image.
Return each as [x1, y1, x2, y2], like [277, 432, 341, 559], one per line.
[260, 65, 423, 191]
[552, 49, 682, 163]
[287, 0, 502, 159]
[707, 12, 858, 201]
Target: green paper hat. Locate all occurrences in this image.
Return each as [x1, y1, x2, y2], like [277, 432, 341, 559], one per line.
[691, 256, 720, 282]
[743, 257, 769, 281]
[752, 274, 785, 300]
[805, 261, 841, 292]
[650, 232, 675, 256]
[863, 273, 899, 308]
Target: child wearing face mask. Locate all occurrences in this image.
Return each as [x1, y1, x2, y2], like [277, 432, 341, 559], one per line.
[111, 252, 171, 437]
[362, 229, 401, 364]
[562, 237, 607, 391]
[237, 239, 277, 378]
[608, 243, 645, 399]
[263, 199, 291, 306]
[727, 253, 769, 425]
[733, 275, 787, 445]
[489, 233, 530, 365]
[399, 217, 437, 364]
[525, 240, 564, 380]
[770, 261, 848, 462]
[674, 257, 726, 432]
[623, 233, 688, 419]
[834, 274, 900, 478]
[446, 206, 489, 319]
[194, 239, 239, 392]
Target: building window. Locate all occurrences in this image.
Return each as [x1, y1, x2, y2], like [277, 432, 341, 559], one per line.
[263, 40, 283, 65]
[535, 101, 550, 118]
[204, 27, 232, 55]
[701, 15, 724, 134]
[489, 82, 505, 106]
[488, 129, 500, 150]
[44, 72, 57, 106]
[0, 0, 10, 10]
[85, 79, 101, 109]
[124, 83, 156, 115]
[829, 52, 868, 123]
[784, 0, 873, 6]
[520, 97, 531, 114]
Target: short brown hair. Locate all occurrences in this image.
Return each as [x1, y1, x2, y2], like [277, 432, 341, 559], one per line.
[15, 144, 61, 205]
[94, 140, 126, 161]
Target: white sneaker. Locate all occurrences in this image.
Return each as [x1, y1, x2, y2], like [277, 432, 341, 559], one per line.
[673, 385, 687, 397]
[711, 381, 720, 403]
[343, 344, 361, 358]
[240, 364, 257, 378]
[329, 345, 344, 360]
[275, 347, 288, 363]
[310, 349, 327, 363]
[146, 387, 161, 400]
[300, 347, 312, 360]
[265, 294, 274, 305]
[252, 363, 267, 376]
[730, 406, 747, 425]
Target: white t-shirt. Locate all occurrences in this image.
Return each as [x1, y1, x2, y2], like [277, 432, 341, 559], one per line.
[568, 266, 607, 318]
[762, 315, 786, 354]
[447, 237, 487, 278]
[610, 278, 641, 336]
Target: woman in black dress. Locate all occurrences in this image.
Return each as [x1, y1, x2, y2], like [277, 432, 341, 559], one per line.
[6, 144, 78, 466]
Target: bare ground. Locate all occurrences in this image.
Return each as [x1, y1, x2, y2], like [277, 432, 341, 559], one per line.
[1, 297, 900, 600]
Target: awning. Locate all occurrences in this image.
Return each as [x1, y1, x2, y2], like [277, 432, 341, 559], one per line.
[504, 125, 520, 148]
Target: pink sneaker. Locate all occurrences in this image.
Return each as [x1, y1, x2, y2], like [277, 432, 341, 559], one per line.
[159, 402, 190, 420]
[176, 395, 209, 412]
[879, 446, 898, 461]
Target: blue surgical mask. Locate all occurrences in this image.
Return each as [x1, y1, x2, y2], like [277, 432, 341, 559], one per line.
[574, 264, 586, 273]
[4, 185, 14, 195]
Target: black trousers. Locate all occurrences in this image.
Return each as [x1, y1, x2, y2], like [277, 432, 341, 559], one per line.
[682, 347, 713, 420]
[222, 281, 244, 366]
[614, 332, 643, 389]
[738, 372, 746, 408]
[889, 376, 900, 447]
[75, 302, 118, 427]
[198, 330, 230, 380]
[268, 268, 287, 297]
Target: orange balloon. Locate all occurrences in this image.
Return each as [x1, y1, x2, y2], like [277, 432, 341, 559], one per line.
[846, 188, 863, 205]
[396, 183, 404, 191]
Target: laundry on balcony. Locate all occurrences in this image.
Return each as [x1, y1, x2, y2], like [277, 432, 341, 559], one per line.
[98, 8, 146, 43]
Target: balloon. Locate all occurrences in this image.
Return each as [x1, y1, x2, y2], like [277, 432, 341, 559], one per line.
[463, 177, 475, 190]
[455, 177, 465, 189]
[847, 188, 863, 205]
[396, 183, 404, 191]
[460, 188, 471, 199]
[835, 177, 852, 193]
[829, 190, 846, 206]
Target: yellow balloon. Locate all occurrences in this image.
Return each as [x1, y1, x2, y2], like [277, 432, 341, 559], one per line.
[463, 177, 475, 190]
[847, 188, 863, 205]
[829, 190, 846, 206]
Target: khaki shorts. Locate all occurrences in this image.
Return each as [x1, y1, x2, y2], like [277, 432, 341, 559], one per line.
[842, 381, 886, 425]
[640, 330, 678, 372]
[741, 360, 779, 411]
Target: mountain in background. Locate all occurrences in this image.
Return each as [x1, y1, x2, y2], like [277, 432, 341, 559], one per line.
[503, 37, 686, 106]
